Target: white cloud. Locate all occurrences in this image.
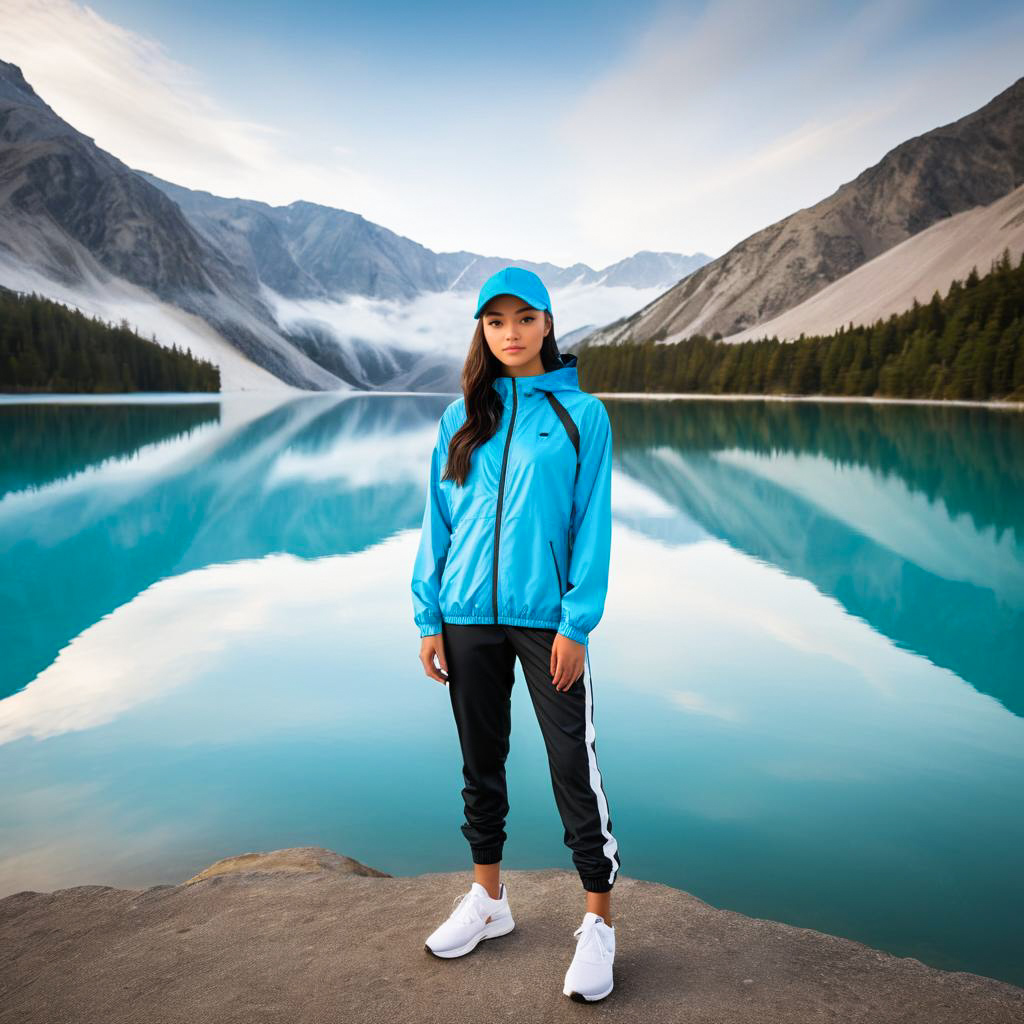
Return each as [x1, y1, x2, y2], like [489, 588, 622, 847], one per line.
[0, 0, 386, 209]
[552, 0, 1023, 257]
[261, 277, 669, 356]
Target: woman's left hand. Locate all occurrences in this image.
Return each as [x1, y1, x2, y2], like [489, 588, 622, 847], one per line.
[550, 633, 585, 692]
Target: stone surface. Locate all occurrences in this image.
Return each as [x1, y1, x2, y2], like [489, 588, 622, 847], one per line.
[1, 845, 1021, 1023]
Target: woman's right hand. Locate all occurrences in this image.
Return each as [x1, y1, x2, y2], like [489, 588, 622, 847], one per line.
[420, 633, 450, 685]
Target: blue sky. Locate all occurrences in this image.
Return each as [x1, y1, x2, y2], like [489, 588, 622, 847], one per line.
[2, 0, 1023, 268]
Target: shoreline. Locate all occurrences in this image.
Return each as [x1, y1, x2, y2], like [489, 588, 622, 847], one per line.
[3, 389, 1022, 410]
[595, 391, 1024, 410]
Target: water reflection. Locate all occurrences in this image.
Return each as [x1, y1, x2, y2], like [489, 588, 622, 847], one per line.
[1, 393, 449, 699]
[608, 399, 1024, 715]
[4, 396, 1020, 714]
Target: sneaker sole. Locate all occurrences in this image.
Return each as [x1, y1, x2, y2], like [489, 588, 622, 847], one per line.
[564, 981, 613, 1002]
[424, 916, 516, 958]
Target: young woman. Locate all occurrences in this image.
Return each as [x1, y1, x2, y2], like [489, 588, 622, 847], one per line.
[410, 266, 620, 1002]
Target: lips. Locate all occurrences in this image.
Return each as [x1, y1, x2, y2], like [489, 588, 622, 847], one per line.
[504, 346, 524, 352]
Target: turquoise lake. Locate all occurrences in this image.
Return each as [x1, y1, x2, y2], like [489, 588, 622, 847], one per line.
[1, 392, 1022, 988]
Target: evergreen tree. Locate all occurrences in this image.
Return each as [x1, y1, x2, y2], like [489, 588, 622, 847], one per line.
[0, 287, 221, 393]
[577, 250, 1024, 402]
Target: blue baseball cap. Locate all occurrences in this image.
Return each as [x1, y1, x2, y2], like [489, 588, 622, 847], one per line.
[474, 266, 553, 319]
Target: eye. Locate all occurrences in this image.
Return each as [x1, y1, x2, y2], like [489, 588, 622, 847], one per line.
[521, 316, 535, 323]
[487, 319, 501, 327]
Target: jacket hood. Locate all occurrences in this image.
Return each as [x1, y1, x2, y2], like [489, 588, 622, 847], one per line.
[491, 351, 580, 396]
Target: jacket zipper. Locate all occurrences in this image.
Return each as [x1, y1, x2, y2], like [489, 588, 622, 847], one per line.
[549, 539, 563, 597]
[491, 378, 518, 622]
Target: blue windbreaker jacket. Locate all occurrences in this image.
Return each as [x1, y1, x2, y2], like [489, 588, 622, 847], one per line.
[411, 352, 612, 645]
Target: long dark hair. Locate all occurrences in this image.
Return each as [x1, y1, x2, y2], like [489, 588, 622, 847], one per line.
[443, 314, 561, 486]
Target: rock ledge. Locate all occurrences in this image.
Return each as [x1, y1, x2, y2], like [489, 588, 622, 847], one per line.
[1, 845, 1021, 1023]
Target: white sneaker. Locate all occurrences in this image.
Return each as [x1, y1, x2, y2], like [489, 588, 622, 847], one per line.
[424, 881, 515, 958]
[563, 911, 615, 1002]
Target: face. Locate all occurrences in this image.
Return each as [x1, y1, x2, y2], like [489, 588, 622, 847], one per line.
[480, 293, 552, 375]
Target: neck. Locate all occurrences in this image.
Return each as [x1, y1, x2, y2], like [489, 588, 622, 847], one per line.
[499, 354, 546, 378]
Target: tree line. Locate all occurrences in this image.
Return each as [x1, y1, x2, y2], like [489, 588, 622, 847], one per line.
[0, 286, 220, 393]
[578, 247, 1024, 403]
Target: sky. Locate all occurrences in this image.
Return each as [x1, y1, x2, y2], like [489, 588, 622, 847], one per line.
[1, 0, 1023, 270]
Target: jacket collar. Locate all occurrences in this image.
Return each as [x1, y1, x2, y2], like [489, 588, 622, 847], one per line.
[491, 351, 580, 397]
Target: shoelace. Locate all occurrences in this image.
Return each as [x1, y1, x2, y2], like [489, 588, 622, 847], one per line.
[449, 889, 494, 925]
[572, 920, 612, 962]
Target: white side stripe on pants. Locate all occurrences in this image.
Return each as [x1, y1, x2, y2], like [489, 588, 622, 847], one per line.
[582, 644, 620, 886]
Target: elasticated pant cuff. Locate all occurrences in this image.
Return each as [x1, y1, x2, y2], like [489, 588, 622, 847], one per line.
[581, 876, 614, 893]
[471, 843, 504, 865]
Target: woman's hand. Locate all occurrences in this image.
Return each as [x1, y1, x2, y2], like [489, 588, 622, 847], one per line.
[420, 633, 450, 685]
[550, 633, 585, 691]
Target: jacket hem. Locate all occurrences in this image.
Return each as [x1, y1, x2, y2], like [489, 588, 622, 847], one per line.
[444, 613, 559, 629]
[442, 614, 590, 643]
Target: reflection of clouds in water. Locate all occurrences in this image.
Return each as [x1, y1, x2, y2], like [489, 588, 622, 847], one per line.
[668, 689, 742, 722]
[609, 469, 679, 518]
[1, 562, 267, 744]
[0, 548, 391, 745]
[611, 530, 984, 711]
[265, 421, 440, 489]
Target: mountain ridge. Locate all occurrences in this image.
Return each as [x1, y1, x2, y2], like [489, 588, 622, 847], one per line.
[0, 54, 704, 390]
[582, 76, 1024, 349]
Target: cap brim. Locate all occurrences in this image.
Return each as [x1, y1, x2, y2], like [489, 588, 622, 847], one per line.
[475, 294, 548, 318]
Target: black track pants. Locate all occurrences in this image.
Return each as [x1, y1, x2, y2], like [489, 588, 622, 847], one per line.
[441, 621, 621, 893]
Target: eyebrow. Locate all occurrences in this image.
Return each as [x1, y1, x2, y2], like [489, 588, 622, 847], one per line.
[484, 306, 535, 316]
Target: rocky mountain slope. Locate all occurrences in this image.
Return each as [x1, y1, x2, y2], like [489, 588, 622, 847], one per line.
[723, 182, 1024, 344]
[0, 60, 341, 390]
[584, 75, 1024, 349]
[136, 170, 708, 303]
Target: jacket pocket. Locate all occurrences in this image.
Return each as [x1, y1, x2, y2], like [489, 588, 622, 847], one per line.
[548, 539, 564, 598]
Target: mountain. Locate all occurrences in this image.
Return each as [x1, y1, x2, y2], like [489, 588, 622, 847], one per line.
[583, 76, 1024, 348]
[134, 171, 709, 389]
[135, 172, 709, 303]
[0, 60, 341, 390]
[0, 58, 704, 391]
[723, 182, 1024, 344]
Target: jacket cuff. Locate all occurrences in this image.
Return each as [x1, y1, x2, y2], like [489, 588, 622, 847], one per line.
[418, 619, 443, 637]
[557, 620, 589, 645]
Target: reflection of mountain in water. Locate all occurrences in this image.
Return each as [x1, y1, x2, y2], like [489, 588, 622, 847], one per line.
[607, 399, 1024, 717]
[0, 394, 451, 699]
[0, 402, 220, 499]
[3, 396, 1021, 718]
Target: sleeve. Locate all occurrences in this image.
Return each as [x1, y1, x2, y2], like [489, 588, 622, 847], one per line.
[557, 400, 613, 646]
[410, 409, 454, 637]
